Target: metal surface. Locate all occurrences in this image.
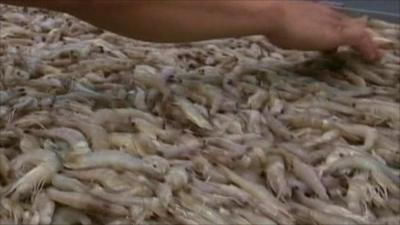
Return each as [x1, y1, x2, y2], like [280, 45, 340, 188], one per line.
[322, 0, 400, 23]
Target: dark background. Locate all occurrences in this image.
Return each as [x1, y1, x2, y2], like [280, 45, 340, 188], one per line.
[326, 0, 399, 22]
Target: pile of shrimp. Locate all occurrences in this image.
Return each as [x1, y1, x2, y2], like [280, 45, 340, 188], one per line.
[1, 3, 399, 225]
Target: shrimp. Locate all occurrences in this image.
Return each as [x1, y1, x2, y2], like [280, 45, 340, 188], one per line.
[334, 123, 378, 151]
[19, 134, 41, 153]
[218, 165, 294, 225]
[30, 127, 91, 155]
[2, 149, 61, 200]
[247, 88, 268, 110]
[133, 64, 171, 96]
[157, 138, 203, 158]
[192, 178, 251, 204]
[12, 110, 52, 128]
[1, 197, 24, 224]
[32, 192, 55, 225]
[51, 206, 92, 225]
[280, 150, 330, 200]
[234, 209, 277, 225]
[353, 99, 400, 123]
[265, 155, 291, 200]
[324, 155, 400, 195]
[303, 129, 340, 148]
[51, 174, 88, 193]
[131, 117, 180, 142]
[264, 112, 293, 141]
[0, 153, 10, 183]
[191, 155, 228, 183]
[165, 166, 189, 191]
[108, 132, 139, 155]
[289, 202, 359, 225]
[156, 183, 173, 209]
[93, 108, 163, 131]
[173, 96, 213, 130]
[205, 137, 247, 156]
[241, 109, 262, 134]
[178, 192, 227, 225]
[294, 190, 372, 224]
[47, 188, 129, 217]
[51, 110, 110, 150]
[64, 150, 169, 178]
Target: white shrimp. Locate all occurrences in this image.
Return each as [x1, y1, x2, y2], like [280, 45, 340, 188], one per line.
[2, 149, 61, 200]
[51, 206, 92, 225]
[64, 150, 169, 178]
[47, 188, 129, 217]
[218, 165, 294, 225]
[30, 127, 91, 155]
[32, 192, 55, 225]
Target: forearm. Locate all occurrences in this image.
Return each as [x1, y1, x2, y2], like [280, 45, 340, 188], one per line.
[1, 0, 280, 42]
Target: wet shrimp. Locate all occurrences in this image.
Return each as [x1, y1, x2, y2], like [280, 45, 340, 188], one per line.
[47, 188, 129, 217]
[218, 165, 294, 225]
[173, 96, 213, 130]
[64, 150, 169, 178]
[32, 192, 55, 225]
[51, 206, 92, 225]
[265, 155, 292, 200]
[30, 127, 91, 155]
[2, 149, 61, 200]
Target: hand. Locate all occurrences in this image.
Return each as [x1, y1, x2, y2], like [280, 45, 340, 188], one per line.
[265, 1, 381, 61]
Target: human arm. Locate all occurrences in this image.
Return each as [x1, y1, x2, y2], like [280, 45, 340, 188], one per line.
[1, 0, 380, 61]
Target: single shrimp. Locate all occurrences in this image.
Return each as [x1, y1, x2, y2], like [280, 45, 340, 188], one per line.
[173, 96, 213, 130]
[204, 137, 247, 156]
[156, 138, 203, 158]
[47, 188, 128, 217]
[51, 206, 92, 225]
[241, 109, 262, 134]
[334, 123, 378, 151]
[324, 155, 400, 195]
[30, 127, 91, 155]
[51, 110, 110, 150]
[19, 134, 41, 153]
[2, 149, 61, 200]
[247, 88, 268, 110]
[289, 202, 359, 225]
[12, 110, 52, 128]
[64, 150, 169, 178]
[354, 99, 400, 123]
[178, 192, 227, 225]
[234, 208, 277, 225]
[192, 178, 251, 204]
[218, 165, 294, 225]
[264, 113, 293, 141]
[165, 166, 189, 191]
[280, 150, 330, 200]
[93, 108, 163, 131]
[191, 155, 229, 183]
[51, 174, 88, 193]
[156, 183, 173, 209]
[294, 190, 372, 224]
[133, 64, 171, 96]
[265, 155, 292, 200]
[0, 153, 10, 183]
[32, 192, 55, 225]
[303, 129, 340, 149]
[108, 132, 139, 155]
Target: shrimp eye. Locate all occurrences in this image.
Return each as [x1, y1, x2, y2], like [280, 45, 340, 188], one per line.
[152, 163, 158, 169]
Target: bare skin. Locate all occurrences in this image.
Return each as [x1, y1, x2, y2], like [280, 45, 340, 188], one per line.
[2, 0, 380, 61]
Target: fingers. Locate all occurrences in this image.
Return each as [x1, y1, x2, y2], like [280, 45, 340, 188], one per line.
[337, 19, 381, 61]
